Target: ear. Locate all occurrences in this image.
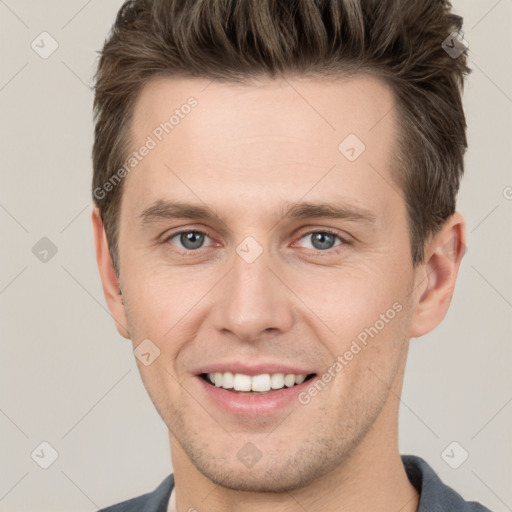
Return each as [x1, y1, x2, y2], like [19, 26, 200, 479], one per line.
[409, 212, 466, 338]
[91, 207, 131, 339]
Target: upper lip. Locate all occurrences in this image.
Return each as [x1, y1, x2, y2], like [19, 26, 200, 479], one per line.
[194, 362, 316, 377]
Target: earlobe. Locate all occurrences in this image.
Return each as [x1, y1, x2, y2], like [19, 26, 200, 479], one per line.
[91, 208, 131, 339]
[409, 213, 466, 338]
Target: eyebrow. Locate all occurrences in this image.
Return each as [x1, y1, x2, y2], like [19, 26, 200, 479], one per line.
[138, 200, 222, 225]
[138, 199, 377, 226]
[280, 201, 377, 224]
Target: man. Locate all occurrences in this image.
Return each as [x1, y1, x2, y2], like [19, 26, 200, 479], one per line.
[91, 0, 490, 510]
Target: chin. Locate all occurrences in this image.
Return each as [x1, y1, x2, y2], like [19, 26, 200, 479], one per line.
[197, 464, 317, 493]
[190, 445, 346, 494]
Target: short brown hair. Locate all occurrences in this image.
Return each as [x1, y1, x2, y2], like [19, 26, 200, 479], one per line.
[92, 0, 470, 277]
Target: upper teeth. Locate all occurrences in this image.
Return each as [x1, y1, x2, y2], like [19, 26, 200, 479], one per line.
[207, 372, 307, 392]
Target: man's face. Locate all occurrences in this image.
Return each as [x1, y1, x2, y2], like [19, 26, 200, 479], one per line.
[114, 75, 421, 491]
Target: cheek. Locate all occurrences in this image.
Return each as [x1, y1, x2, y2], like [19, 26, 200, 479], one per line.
[294, 262, 407, 330]
[289, 260, 412, 382]
[122, 263, 218, 377]
[123, 255, 201, 323]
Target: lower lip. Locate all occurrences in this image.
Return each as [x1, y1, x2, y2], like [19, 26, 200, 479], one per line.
[195, 375, 314, 417]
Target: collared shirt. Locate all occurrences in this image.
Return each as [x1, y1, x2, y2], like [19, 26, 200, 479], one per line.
[98, 455, 493, 511]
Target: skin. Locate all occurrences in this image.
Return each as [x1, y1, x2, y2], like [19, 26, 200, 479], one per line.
[92, 75, 466, 512]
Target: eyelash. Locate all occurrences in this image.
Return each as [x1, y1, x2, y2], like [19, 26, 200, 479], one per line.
[162, 228, 349, 256]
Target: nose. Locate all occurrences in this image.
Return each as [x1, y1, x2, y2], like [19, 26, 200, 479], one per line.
[212, 246, 294, 342]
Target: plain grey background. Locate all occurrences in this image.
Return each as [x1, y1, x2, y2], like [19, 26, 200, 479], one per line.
[0, 1, 511, 511]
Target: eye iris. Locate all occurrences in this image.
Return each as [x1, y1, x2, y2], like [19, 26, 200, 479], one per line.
[180, 231, 204, 250]
[311, 232, 335, 250]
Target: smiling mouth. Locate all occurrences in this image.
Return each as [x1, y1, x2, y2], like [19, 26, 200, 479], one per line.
[200, 372, 316, 394]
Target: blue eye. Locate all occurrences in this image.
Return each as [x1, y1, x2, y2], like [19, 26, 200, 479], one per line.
[298, 231, 344, 250]
[168, 230, 212, 250]
[164, 229, 347, 255]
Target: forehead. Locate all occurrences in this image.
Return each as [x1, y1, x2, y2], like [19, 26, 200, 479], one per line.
[131, 73, 396, 147]
[123, 74, 400, 223]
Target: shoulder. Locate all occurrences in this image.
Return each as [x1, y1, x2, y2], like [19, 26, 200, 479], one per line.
[97, 473, 174, 512]
[402, 455, 493, 512]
